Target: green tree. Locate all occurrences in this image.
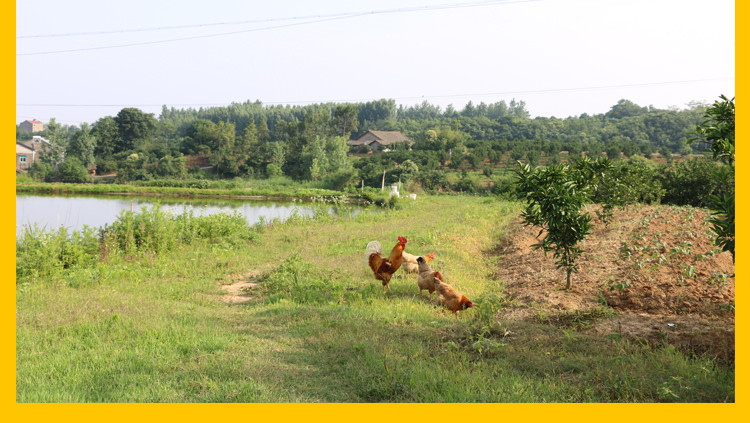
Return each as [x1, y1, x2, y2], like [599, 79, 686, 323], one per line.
[58, 157, 90, 183]
[154, 154, 187, 179]
[92, 116, 120, 160]
[689, 95, 735, 165]
[270, 142, 286, 173]
[331, 104, 359, 138]
[257, 119, 270, 142]
[689, 95, 735, 260]
[114, 108, 157, 152]
[515, 162, 592, 289]
[605, 99, 648, 119]
[67, 123, 97, 168]
[40, 118, 67, 170]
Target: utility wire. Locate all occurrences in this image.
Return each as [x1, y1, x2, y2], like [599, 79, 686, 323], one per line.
[16, 77, 733, 108]
[17, 0, 539, 56]
[18, 0, 529, 39]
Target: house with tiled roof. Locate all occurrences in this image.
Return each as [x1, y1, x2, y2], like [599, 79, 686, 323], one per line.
[20, 119, 44, 134]
[347, 130, 413, 153]
[16, 136, 52, 171]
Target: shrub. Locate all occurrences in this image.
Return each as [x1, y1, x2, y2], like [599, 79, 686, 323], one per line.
[100, 205, 256, 255]
[28, 160, 55, 182]
[515, 162, 592, 289]
[58, 157, 91, 183]
[658, 157, 730, 207]
[16, 225, 100, 281]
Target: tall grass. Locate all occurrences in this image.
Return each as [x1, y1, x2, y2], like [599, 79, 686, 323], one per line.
[16, 205, 257, 284]
[16, 196, 734, 402]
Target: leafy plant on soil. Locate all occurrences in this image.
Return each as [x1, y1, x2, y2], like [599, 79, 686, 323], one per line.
[514, 162, 592, 289]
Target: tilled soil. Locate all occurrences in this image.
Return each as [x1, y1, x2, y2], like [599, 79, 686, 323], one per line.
[493, 204, 735, 361]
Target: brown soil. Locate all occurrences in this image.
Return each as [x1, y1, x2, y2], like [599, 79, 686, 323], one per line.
[493, 204, 735, 361]
[217, 270, 262, 304]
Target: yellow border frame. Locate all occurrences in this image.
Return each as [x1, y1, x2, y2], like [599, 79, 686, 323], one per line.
[5, 1, 741, 419]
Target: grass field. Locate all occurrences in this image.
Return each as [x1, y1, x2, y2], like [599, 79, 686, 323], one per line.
[15, 195, 734, 402]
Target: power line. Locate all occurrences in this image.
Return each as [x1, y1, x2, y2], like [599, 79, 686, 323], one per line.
[17, 0, 539, 56]
[18, 0, 528, 39]
[16, 77, 733, 109]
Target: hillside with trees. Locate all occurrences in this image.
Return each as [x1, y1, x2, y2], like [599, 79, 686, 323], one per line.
[19, 97, 724, 202]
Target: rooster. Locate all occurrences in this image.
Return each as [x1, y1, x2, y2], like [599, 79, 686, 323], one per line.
[366, 236, 407, 293]
[432, 274, 474, 317]
[416, 256, 439, 297]
[401, 251, 435, 274]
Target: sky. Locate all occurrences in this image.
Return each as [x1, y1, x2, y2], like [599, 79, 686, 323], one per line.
[16, 0, 735, 127]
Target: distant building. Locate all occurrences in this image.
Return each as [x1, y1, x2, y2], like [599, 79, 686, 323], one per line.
[16, 136, 52, 171]
[16, 143, 35, 170]
[347, 130, 414, 153]
[19, 119, 44, 134]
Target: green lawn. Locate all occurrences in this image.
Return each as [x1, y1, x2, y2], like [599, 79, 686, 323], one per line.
[16, 195, 734, 402]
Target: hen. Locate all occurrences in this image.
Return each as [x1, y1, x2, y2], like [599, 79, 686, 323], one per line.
[432, 274, 475, 317]
[416, 255, 439, 297]
[401, 251, 435, 274]
[366, 236, 407, 293]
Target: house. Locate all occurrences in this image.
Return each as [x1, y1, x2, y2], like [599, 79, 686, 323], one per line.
[19, 119, 44, 134]
[16, 142, 35, 170]
[347, 130, 413, 153]
[16, 136, 52, 171]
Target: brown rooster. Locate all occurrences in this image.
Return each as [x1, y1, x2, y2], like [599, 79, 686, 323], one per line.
[432, 274, 474, 317]
[366, 236, 407, 293]
[416, 256, 439, 297]
[401, 251, 435, 274]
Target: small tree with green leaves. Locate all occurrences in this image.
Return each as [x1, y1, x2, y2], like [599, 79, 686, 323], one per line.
[515, 162, 592, 289]
[688, 95, 735, 260]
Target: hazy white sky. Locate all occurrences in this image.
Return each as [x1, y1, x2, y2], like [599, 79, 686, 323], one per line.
[16, 0, 734, 126]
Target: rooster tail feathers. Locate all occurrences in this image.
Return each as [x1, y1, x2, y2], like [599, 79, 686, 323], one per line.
[366, 241, 382, 260]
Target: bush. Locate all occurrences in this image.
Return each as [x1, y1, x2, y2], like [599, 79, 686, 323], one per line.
[417, 170, 449, 193]
[658, 157, 731, 207]
[28, 160, 55, 182]
[100, 205, 256, 255]
[58, 157, 90, 183]
[95, 158, 118, 174]
[16, 225, 100, 281]
[322, 168, 360, 191]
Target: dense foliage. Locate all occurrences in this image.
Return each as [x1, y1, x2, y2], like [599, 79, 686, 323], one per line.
[18, 98, 708, 192]
[688, 95, 735, 260]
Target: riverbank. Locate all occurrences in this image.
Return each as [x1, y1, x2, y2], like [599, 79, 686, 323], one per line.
[16, 181, 352, 202]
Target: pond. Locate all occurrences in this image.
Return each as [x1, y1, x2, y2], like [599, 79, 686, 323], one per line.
[16, 193, 351, 237]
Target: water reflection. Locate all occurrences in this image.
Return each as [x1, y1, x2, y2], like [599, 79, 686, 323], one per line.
[15, 193, 330, 236]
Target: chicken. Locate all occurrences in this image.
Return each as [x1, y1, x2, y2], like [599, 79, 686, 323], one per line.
[432, 274, 474, 317]
[416, 256, 439, 297]
[401, 251, 435, 274]
[366, 236, 407, 293]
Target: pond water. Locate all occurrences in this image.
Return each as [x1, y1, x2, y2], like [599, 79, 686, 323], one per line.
[16, 193, 345, 237]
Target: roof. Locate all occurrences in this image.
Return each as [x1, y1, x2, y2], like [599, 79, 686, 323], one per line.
[348, 130, 413, 146]
[22, 137, 51, 151]
[16, 142, 35, 153]
[23, 120, 43, 125]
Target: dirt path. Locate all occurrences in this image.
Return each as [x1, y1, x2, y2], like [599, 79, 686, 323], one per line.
[218, 270, 263, 304]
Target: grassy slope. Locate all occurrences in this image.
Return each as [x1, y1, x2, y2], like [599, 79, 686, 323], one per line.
[16, 196, 733, 402]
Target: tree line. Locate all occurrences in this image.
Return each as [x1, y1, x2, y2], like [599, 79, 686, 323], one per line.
[18, 97, 711, 189]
